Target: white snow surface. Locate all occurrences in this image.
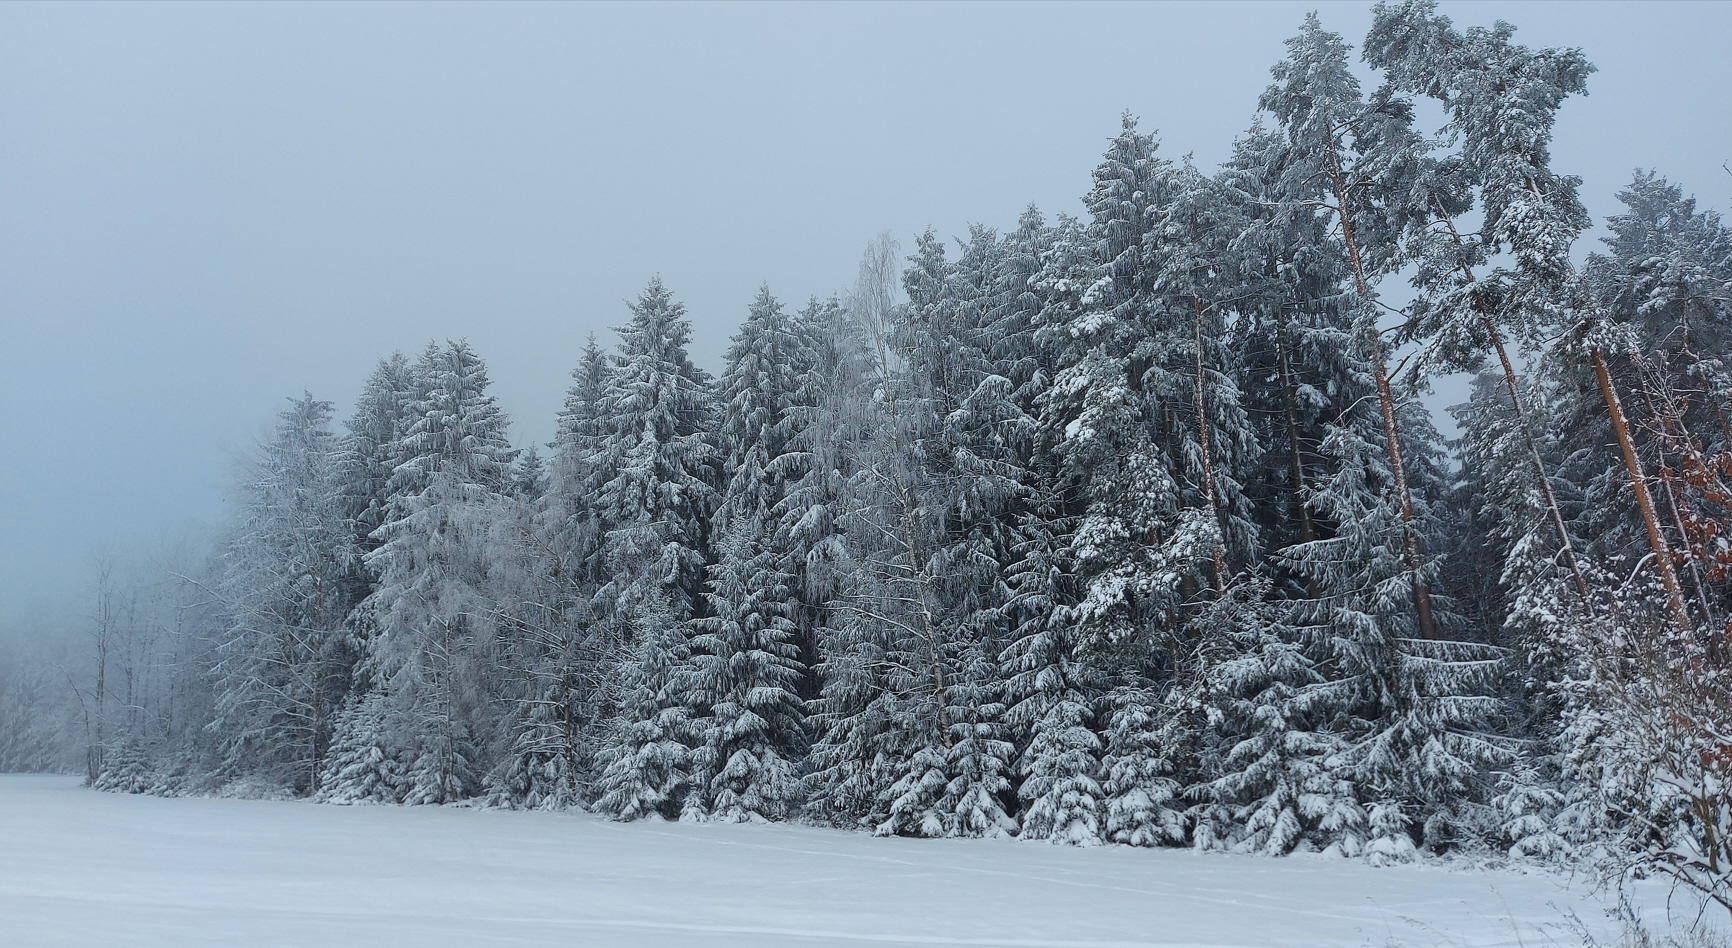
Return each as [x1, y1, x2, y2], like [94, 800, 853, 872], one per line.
[0, 775, 1660, 948]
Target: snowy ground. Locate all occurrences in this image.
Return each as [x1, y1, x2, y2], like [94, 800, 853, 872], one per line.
[0, 774, 1686, 948]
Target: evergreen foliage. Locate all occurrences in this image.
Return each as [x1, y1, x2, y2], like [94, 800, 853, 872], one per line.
[61, 8, 1730, 912]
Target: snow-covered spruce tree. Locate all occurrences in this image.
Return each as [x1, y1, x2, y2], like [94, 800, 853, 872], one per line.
[1034, 118, 1267, 847]
[1595, 172, 1732, 425]
[1144, 159, 1261, 582]
[684, 530, 806, 822]
[1000, 516, 1105, 845]
[1190, 577, 1360, 855]
[331, 340, 517, 805]
[917, 226, 1033, 838]
[774, 295, 856, 693]
[1280, 414, 1508, 860]
[1449, 370, 1582, 859]
[993, 208, 1112, 846]
[1216, 121, 1361, 582]
[593, 277, 718, 635]
[712, 287, 817, 537]
[679, 286, 814, 821]
[510, 446, 545, 502]
[336, 352, 421, 588]
[549, 333, 616, 570]
[317, 691, 403, 804]
[1039, 122, 1189, 849]
[330, 352, 422, 713]
[593, 594, 694, 821]
[987, 206, 1056, 436]
[589, 277, 718, 820]
[212, 393, 356, 796]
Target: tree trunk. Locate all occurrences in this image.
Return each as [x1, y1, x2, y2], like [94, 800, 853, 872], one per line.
[1325, 151, 1438, 639]
[1660, 471, 1716, 630]
[1193, 296, 1226, 593]
[1484, 319, 1591, 601]
[1276, 329, 1315, 546]
[1589, 347, 1692, 635]
[91, 569, 112, 784]
[1429, 199, 1589, 602]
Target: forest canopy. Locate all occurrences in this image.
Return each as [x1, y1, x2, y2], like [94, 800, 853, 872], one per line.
[5, 0, 1728, 914]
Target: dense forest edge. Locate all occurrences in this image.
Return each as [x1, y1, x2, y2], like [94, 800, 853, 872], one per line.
[3, 0, 1729, 918]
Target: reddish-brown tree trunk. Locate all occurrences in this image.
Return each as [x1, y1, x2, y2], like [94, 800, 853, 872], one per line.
[1325, 150, 1438, 639]
[1589, 347, 1692, 635]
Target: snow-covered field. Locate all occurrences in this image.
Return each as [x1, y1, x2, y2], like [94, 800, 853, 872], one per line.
[0, 774, 1672, 948]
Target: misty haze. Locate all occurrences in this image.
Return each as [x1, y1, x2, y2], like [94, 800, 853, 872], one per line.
[3, 2, 1731, 946]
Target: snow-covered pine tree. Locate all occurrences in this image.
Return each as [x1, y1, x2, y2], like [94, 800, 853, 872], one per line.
[1548, 174, 1732, 905]
[213, 393, 355, 796]
[1261, 13, 1441, 640]
[1366, 0, 1596, 610]
[1246, 13, 1517, 858]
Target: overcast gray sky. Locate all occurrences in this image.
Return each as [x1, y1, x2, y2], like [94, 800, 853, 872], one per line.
[3, 0, 1729, 623]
